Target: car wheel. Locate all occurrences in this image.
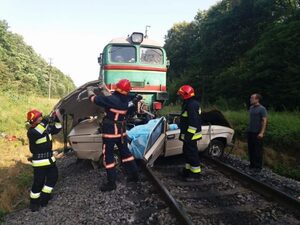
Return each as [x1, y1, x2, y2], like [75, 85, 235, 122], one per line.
[208, 140, 225, 158]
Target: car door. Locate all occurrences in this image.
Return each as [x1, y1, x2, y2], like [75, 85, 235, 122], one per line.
[164, 129, 183, 156]
[143, 117, 166, 166]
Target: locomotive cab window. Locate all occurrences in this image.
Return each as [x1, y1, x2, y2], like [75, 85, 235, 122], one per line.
[140, 47, 163, 64]
[110, 46, 136, 63]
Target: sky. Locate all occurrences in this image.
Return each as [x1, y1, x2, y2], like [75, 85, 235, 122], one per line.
[0, 0, 219, 87]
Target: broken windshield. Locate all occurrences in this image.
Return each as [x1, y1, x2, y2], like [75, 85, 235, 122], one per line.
[140, 47, 163, 64]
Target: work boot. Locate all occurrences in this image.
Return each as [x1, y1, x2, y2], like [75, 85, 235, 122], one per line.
[184, 172, 201, 182]
[29, 202, 40, 212]
[100, 181, 116, 192]
[127, 172, 139, 182]
[40, 192, 51, 207]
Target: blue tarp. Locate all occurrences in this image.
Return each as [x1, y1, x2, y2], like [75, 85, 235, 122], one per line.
[127, 119, 178, 159]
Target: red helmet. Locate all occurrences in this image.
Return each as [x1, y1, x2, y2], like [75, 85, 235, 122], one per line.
[177, 85, 195, 100]
[115, 79, 131, 95]
[27, 109, 42, 124]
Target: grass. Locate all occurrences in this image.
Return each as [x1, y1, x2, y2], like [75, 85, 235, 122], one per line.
[223, 110, 300, 151]
[0, 93, 61, 220]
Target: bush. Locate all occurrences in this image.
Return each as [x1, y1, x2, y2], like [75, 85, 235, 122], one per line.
[224, 110, 300, 152]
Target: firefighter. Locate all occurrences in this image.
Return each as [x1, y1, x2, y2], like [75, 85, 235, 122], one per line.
[26, 109, 62, 212]
[177, 85, 202, 181]
[86, 79, 139, 192]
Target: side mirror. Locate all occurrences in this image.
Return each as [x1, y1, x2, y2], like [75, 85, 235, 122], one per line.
[166, 59, 170, 68]
[97, 53, 103, 65]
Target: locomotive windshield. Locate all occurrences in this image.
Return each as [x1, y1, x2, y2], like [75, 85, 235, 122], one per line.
[140, 47, 163, 64]
[110, 46, 136, 63]
[109, 45, 163, 65]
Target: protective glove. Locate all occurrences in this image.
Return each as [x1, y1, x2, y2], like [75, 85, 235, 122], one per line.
[86, 86, 95, 99]
[43, 115, 55, 124]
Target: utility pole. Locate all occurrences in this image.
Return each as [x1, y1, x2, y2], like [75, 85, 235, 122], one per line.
[145, 25, 151, 38]
[48, 58, 52, 100]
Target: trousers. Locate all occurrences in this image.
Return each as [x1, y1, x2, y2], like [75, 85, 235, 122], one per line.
[30, 165, 58, 205]
[183, 141, 200, 168]
[247, 132, 263, 169]
[102, 137, 137, 182]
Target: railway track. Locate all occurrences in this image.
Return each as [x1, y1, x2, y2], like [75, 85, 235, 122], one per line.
[144, 156, 300, 225]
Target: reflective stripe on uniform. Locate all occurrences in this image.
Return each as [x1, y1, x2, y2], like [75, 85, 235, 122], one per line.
[102, 133, 127, 138]
[30, 191, 40, 199]
[187, 126, 197, 134]
[32, 156, 56, 167]
[102, 144, 106, 167]
[180, 134, 185, 140]
[190, 166, 201, 173]
[35, 136, 47, 144]
[35, 134, 52, 144]
[105, 162, 115, 169]
[110, 108, 127, 115]
[181, 111, 188, 117]
[34, 124, 46, 134]
[55, 122, 62, 129]
[42, 185, 53, 194]
[192, 132, 202, 140]
[185, 163, 191, 170]
[122, 156, 134, 163]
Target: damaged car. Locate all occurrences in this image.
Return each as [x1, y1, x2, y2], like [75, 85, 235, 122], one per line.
[53, 80, 234, 166]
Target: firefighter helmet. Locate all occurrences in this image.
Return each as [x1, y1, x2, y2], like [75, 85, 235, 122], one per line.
[115, 79, 132, 95]
[27, 109, 42, 124]
[177, 85, 195, 100]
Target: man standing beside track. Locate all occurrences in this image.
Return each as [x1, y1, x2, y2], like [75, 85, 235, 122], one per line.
[247, 93, 268, 173]
[177, 85, 202, 181]
[86, 79, 139, 192]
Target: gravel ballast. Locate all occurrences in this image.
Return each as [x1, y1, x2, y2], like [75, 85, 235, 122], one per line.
[4, 152, 300, 225]
[4, 154, 178, 225]
[221, 153, 300, 199]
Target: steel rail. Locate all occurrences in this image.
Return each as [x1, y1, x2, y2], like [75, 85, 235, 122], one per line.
[205, 157, 300, 211]
[142, 162, 195, 225]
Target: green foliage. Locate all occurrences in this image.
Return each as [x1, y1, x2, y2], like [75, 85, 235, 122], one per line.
[223, 110, 248, 138]
[0, 20, 76, 97]
[16, 168, 32, 187]
[164, 0, 300, 110]
[0, 209, 5, 224]
[223, 110, 300, 151]
[0, 93, 59, 137]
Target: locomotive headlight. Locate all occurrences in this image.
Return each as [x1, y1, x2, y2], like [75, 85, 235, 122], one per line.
[131, 32, 143, 44]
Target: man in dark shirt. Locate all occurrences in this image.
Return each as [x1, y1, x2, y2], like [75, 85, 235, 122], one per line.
[247, 93, 267, 172]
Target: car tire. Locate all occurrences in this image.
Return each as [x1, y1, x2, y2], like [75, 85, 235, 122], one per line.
[207, 139, 225, 158]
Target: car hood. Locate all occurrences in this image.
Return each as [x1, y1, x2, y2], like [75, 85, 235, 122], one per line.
[53, 80, 105, 127]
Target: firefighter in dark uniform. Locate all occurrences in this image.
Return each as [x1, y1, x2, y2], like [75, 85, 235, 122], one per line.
[26, 109, 62, 212]
[177, 85, 202, 181]
[87, 79, 139, 192]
